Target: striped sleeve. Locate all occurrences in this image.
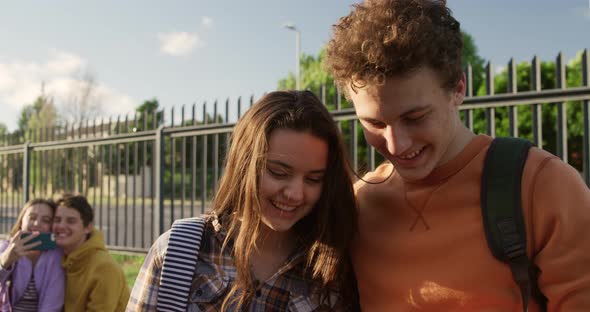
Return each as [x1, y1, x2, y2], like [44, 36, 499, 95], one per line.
[157, 217, 206, 312]
[125, 231, 170, 312]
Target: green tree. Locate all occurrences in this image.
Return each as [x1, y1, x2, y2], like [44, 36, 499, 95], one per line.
[0, 122, 7, 145]
[16, 93, 59, 142]
[135, 98, 163, 131]
[471, 51, 585, 170]
[28, 96, 58, 132]
[18, 105, 36, 134]
[277, 48, 341, 109]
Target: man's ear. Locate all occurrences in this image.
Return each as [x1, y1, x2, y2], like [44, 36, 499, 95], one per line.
[85, 222, 94, 234]
[452, 73, 466, 107]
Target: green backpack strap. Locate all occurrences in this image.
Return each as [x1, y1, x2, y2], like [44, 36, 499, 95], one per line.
[481, 137, 547, 312]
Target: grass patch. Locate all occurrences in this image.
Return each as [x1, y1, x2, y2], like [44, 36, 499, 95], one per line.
[111, 252, 146, 289]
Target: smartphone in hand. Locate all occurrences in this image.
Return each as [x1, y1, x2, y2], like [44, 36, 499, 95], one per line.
[20, 233, 57, 251]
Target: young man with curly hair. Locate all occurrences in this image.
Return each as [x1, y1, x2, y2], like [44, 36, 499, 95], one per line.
[325, 0, 590, 310]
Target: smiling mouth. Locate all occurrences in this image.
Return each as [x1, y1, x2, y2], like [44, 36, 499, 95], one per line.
[397, 146, 426, 160]
[271, 200, 298, 213]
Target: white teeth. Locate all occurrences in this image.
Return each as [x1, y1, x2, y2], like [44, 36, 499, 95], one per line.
[399, 147, 424, 160]
[272, 201, 297, 212]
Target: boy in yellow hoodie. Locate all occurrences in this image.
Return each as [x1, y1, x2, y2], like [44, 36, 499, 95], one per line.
[53, 194, 130, 312]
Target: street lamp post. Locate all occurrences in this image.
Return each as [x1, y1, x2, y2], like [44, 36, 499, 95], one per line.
[284, 24, 301, 90]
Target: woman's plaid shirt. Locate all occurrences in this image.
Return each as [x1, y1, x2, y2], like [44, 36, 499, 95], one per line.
[126, 216, 344, 311]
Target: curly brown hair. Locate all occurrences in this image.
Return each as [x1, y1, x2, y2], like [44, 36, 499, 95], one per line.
[325, 0, 463, 93]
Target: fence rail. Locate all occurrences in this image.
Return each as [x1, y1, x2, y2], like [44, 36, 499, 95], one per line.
[1, 50, 589, 252]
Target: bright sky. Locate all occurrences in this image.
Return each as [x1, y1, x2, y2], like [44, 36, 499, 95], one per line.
[1, 0, 588, 131]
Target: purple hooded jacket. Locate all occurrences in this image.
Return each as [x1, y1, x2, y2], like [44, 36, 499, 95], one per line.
[0, 240, 65, 312]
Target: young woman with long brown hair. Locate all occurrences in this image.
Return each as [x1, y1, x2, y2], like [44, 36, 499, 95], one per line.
[0, 198, 65, 311]
[128, 90, 358, 311]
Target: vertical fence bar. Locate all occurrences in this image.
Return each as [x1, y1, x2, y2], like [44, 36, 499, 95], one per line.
[485, 62, 496, 137]
[141, 112, 148, 247]
[582, 49, 589, 186]
[67, 124, 73, 192]
[237, 97, 242, 120]
[132, 114, 138, 247]
[212, 100, 219, 193]
[181, 105, 187, 220]
[107, 141, 113, 245]
[99, 143, 104, 238]
[22, 142, 30, 204]
[150, 121, 156, 244]
[508, 58, 519, 137]
[368, 146, 376, 171]
[350, 120, 358, 172]
[191, 104, 196, 218]
[41, 128, 47, 196]
[154, 125, 165, 237]
[53, 128, 58, 195]
[170, 107, 175, 226]
[1, 154, 5, 233]
[17, 151, 22, 211]
[124, 116, 130, 246]
[556, 52, 568, 162]
[69, 131, 75, 192]
[201, 103, 208, 214]
[85, 120, 90, 196]
[225, 99, 229, 125]
[29, 129, 35, 197]
[224, 99, 230, 177]
[532, 56, 543, 148]
[11, 154, 16, 222]
[463, 64, 474, 131]
[320, 84, 326, 106]
[58, 125, 65, 193]
[3, 154, 7, 232]
[115, 139, 122, 245]
[7, 153, 11, 222]
[77, 123, 83, 193]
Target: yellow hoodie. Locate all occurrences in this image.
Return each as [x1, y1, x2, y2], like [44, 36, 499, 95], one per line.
[62, 229, 130, 312]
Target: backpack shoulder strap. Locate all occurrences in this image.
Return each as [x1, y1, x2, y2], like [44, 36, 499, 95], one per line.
[481, 137, 546, 312]
[157, 216, 207, 312]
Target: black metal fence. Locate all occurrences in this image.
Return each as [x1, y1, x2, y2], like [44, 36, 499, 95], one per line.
[1, 50, 589, 252]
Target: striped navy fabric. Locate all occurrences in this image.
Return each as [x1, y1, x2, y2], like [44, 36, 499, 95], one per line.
[157, 217, 206, 312]
[12, 273, 39, 312]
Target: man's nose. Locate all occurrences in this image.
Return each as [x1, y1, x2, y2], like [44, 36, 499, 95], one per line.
[385, 126, 411, 156]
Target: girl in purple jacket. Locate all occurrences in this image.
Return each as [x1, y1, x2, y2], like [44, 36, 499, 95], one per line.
[0, 198, 65, 312]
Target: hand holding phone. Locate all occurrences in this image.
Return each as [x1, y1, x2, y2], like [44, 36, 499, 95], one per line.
[0, 231, 52, 268]
[20, 233, 57, 251]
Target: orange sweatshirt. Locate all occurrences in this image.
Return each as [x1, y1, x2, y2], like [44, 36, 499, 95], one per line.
[353, 135, 590, 311]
